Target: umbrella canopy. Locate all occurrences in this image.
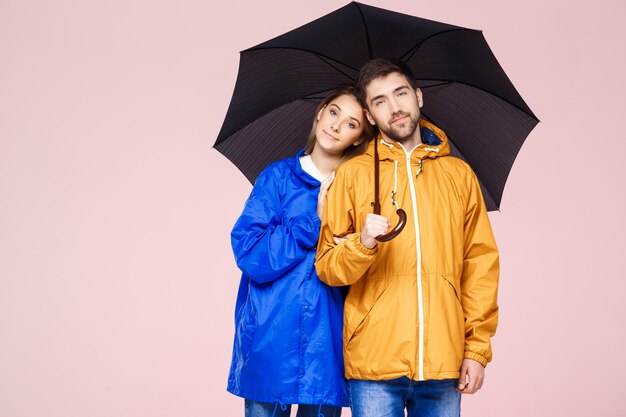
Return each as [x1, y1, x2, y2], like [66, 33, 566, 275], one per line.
[214, 1, 539, 211]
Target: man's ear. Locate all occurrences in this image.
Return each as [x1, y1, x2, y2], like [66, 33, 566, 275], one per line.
[415, 88, 424, 108]
[316, 105, 327, 121]
[365, 109, 376, 126]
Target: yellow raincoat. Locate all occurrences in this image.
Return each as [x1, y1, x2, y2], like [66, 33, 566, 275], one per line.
[315, 120, 499, 381]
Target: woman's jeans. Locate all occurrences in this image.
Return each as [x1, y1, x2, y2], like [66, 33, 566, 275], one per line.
[244, 399, 342, 417]
[349, 377, 461, 417]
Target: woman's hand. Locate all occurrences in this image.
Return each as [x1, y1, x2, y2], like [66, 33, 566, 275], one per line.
[333, 234, 351, 245]
[317, 172, 335, 218]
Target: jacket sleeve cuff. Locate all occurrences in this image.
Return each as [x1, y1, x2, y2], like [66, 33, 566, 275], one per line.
[347, 233, 378, 257]
[464, 351, 489, 367]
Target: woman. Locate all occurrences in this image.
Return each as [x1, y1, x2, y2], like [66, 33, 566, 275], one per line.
[227, 84, 375, 417]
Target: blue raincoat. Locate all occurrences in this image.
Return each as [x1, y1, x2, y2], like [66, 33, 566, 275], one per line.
[227, 149, 349, 407]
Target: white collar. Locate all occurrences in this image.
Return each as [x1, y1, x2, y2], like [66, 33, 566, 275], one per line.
[299, 154, 326, 182]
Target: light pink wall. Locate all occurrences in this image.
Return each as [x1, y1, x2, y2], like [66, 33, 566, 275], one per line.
[1, 0, 624, 416]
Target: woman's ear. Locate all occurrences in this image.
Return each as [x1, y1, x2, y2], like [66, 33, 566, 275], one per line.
[365, 109, 376, 126]
[316, 105, 327, 121]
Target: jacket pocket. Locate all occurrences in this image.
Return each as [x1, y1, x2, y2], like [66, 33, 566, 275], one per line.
[442, 274, 461, 302]
[426, 275, 465, 370]
[440, 274, 464, 329]
[344, 277, 393, 349]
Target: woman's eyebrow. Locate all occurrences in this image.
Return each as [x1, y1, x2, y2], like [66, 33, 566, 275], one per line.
[349, 116, 361, 126]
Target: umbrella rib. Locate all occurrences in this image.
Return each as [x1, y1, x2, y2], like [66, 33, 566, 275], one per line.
[244, 46, 360, 73]
[419, 79, 539, 122]
[302, 86, 360, 99]
[213, 88, 344, 148]
[399, 29, 538, 121]
[220, 46, 361, 143]
[315, 54, 359, 81]
[354, 1, 374, 59]
[417, 80, 454, 89]
[399, 28, 481, 62]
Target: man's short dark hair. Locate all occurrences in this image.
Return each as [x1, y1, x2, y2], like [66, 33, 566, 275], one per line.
[357, 58, 417, 103]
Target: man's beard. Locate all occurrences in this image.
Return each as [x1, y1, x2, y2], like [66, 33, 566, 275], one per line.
[381, 112, 420, 144]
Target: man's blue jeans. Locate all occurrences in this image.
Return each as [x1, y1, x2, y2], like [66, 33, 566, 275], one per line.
[244, 399, 342, 417]
[349, 378, 461, 417]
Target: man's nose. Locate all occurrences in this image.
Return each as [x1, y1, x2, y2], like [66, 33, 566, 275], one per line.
[389, 98, 400, 113]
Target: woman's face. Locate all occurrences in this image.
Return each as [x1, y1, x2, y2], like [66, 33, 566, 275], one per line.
[314, 94, 366, 156]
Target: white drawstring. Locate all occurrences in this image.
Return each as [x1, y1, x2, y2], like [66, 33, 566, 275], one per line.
[391, 160, 399, 210]
[415, 159, 423, 179]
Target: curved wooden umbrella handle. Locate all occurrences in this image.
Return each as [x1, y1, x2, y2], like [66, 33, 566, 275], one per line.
[375, 208, 407, 242]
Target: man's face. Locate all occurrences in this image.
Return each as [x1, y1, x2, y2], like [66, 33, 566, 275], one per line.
[364, 72, 423, 144]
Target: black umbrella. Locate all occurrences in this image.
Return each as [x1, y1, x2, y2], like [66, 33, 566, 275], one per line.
[214, 1, 538, 211]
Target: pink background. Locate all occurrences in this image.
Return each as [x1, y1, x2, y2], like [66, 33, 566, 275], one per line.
[1, 0, 625, 416]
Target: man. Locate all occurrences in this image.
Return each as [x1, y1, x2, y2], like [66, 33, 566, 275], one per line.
[315, 58, 499, 417]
